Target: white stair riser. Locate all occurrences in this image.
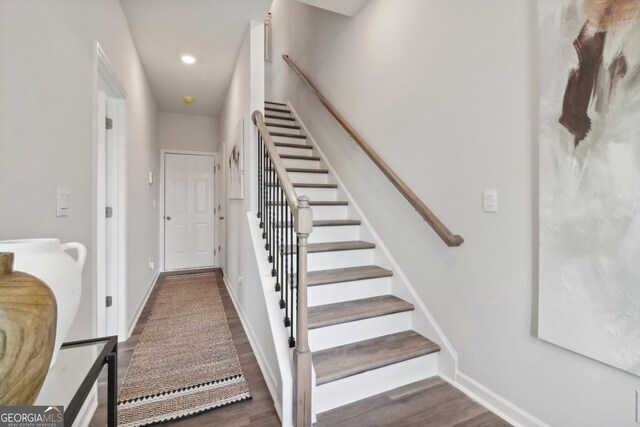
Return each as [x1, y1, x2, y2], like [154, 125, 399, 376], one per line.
[308, 311, 412, 350]
[314, 353, 438, 415]
[287, 172, 328, 184]
[272, 135, 308, 145]
[307, 249, 373, 271]
[275, 146, 315, 157]
[267, 125, 301, 135]
[266, 117, 296, 126]
[265, 110, 292, 118]
[307, 205, 347, 220]
[308, 225, 360, 243]
[294, 187, 338, 200]
[281, 158, 321, 169]
[284, 249, 374, 273]
[307, 276, 391, 307]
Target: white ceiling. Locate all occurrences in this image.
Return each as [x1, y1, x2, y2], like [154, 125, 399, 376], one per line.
[295, 0, 368, 17]
[120, 0, 272, 117]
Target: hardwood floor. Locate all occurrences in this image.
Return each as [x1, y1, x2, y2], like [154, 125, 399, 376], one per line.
[88, 268, 508, 427]
[314, 377, 511, 427]
[88, 269, 280, 427]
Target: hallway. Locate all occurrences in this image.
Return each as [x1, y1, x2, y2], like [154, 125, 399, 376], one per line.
[89, 270, 280, 427]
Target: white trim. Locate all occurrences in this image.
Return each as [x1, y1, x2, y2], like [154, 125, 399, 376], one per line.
[127, 271, 159, 339]
[93, 41, 128, 341]
[287, 101, 545, 427]
[72, 387, 98, 427]
[95, 43, 127, 98]
[159, 149, 217, 272]
[288, 102, 458, 377]
[446, 372, 549, 427]
[235, 212, 295, 427]
[223, 275, 283, 423]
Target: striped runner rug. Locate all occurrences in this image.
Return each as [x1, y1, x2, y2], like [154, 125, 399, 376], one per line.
[117, 272, 251, 427]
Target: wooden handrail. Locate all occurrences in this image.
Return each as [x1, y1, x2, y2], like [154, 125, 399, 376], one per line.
[282, 54, 464, 247]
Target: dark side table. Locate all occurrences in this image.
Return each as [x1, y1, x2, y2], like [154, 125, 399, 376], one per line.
[37, 336, 118, 427]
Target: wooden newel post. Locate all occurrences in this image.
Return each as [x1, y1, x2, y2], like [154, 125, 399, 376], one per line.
[293, 196, 313, 427]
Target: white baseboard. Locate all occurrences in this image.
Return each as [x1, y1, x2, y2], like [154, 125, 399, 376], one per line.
[223, 275, 284, 424]
[127, 272, 159, 339]
[72, 386, 98, 427]
[443, 371, 548, 427]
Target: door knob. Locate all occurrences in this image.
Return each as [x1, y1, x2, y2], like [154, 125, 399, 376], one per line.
[219, 216, 224, 220]
[166, 216, 172, 220]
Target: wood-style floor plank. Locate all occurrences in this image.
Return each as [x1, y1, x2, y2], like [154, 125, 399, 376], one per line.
[315, 377, 511, 427]
[88, 269, 280, 427]
[313, 331, 440, 385]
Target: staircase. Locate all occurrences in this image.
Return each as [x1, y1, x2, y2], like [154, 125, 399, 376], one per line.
[262, 101, 442, 416]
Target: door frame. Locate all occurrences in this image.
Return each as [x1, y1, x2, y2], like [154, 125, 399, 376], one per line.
[93, 42, 128, 341]
[160, 149, 218, 271]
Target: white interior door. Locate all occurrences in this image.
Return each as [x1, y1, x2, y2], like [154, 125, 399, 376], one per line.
[165, 153, 216, 270]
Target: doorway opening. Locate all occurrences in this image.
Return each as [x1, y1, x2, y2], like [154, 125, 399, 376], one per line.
[160, 151, 217, 271]
[94, 42, 128, 340]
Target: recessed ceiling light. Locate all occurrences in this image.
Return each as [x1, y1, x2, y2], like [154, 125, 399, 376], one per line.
[183, 96, 195, 104]
[181, 55, 196, 64]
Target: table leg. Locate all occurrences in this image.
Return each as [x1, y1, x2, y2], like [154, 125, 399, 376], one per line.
[107, 349, 117, 427]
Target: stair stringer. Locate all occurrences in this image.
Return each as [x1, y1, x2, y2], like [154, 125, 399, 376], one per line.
[242, 213, 294, 426]
[287, 101, 459, 381]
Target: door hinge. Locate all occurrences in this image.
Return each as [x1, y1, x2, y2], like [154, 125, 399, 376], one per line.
[105, 206, 113, 218]
[105, 117, 113, 130]
[106, 296, 113, 307]
[214, 249, 216, 256]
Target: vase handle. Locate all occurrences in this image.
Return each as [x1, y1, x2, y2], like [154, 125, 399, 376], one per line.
[61, 242, 87, 272]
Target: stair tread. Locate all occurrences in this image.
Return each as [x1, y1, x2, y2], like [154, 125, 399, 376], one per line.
[284, 240, 375, 255]
[266, 123, 301, 130]
[274, 142, 313, 149]
[265, 101, 287, 106]
[267, 167, 328, 174]
[288, 167, 328, 174]
[307, 265, 392, 286]
[308, 295, 413, 329]
[313, 330, 440, 385]
[267, 200, 348, 206]
[293, 183, 338, 188]
[271, 132, 306, 139]
[266, 115, 295, 121]
[276, 219, 361, 228]
[265, 107, 291, 114]
[268, 182, 337, 188]
[279, 154, 320, 160]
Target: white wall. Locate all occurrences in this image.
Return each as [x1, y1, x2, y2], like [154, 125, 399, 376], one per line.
[266, 0, 640, 426]
[158, 112, 220, 153]
[219, 21, 290, 422]
[0, 0, 160, 340]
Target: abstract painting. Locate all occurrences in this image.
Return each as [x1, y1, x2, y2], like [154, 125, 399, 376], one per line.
[538, 0, 640, 375]
[228, 118, 244, 199]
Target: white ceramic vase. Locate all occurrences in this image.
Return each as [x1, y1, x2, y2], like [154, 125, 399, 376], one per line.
[0, 238, 86, 367]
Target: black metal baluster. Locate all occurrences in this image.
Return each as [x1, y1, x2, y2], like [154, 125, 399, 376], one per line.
[281, 187, 288, 322]
[268, 158, 274, 263]
[262, 149, 267, 239]
[283, 203, 291, 328]
[257, 131, 262, 222]
[265, 155, 271, 252]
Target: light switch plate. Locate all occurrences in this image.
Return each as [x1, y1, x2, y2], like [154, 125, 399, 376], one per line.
[483, 189, 498, 213]
[56, 187, 70, 217]
[149, 171, 154, 185]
